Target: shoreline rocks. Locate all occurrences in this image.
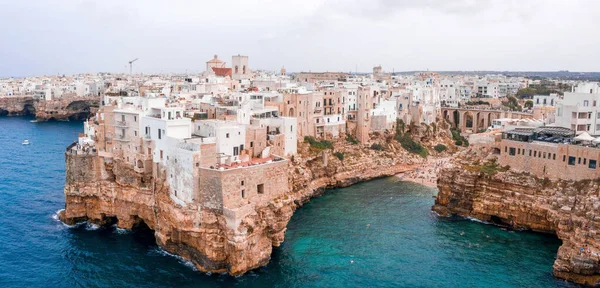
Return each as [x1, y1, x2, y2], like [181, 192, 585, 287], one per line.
[0, 96, 99, 121]
[434, 147, 600, 286]
[60, 135, 422, 275]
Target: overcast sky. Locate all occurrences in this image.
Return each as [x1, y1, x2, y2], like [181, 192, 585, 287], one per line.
[1, 0, 599, 77]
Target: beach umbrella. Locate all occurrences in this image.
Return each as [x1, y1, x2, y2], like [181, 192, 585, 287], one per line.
[574, 132, 595, 142]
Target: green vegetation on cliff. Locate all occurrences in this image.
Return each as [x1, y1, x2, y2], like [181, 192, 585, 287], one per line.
[304, 136, 333, 150]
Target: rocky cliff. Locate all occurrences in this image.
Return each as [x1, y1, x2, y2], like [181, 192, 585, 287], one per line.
[0, 96, 99, 121]
[59, 133, 424, 275]
[434, 147, 600, 286]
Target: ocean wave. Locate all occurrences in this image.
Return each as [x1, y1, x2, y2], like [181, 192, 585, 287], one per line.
[112, 224, 130, 235]
[466, 217, 490, 225]
[151, 247, 199, 272]
[51, 209, 63, 221]
[85, 223, 100, 231]
[52, 209, 85, 228]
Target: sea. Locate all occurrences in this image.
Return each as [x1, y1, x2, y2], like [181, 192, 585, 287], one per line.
[0, 116, 579, 288]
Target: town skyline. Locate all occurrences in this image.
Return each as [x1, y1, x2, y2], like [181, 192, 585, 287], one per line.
[2, 0, 600, 77]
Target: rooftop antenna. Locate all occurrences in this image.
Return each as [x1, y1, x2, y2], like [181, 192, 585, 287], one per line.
[128, 58, 139, 74]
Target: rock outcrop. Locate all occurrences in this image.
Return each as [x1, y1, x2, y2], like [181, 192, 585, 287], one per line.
[434, 147, 600, 286]
[0, 96, 36, 116]
[0, 96, 99, 121]
[60, 133, 423, 275]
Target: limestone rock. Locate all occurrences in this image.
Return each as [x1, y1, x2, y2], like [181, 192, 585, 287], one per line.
[60, 134, 420, 275]
[434, 148, 600, 286]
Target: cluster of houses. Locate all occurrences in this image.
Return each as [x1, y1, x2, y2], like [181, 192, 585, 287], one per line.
[50, 53, 600, 198]
[66, 54, 538, 210]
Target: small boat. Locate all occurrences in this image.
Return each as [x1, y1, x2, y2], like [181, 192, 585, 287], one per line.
[22, 140, 30, 145]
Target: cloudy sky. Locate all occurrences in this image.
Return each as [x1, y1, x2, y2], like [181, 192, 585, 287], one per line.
[1, 0, 598, 77]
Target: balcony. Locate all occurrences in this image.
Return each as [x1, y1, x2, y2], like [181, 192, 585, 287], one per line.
[115, 120, 128, 127]
[114, 134, 130, 142]
[143, 134, 152, 141]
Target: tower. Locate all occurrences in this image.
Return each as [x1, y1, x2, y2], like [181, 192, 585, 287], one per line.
[356, 86, 373, 144]
[281, 66, 286, 76]
[232, 55, 250, 80]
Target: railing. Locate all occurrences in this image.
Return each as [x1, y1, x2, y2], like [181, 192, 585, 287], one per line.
[65, 141, 77, 152]
[115, 120, 127, 127]
[115, 134, 129, 142]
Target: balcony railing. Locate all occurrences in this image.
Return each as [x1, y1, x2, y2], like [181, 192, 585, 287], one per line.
[115, 120, 127, 127]
[115, 134, 129, 142]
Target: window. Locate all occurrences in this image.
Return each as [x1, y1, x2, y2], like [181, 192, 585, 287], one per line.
[563, 155, 566, 162]
[121, 115, 125, 121]
[257, 184, 264, 194]
[534, 151, 537, 157]
[134, 131, 137, 137]
[584, 100, 589, 107]
[233, 147, 239, 156]
[569, 156, 576, 165]
[226, 133, 230, 138]
[241, 180, 244, 186]
[584, 158, 587, 165]
[250, 141, 254, 148]
[517, 148, 521, 154]
[578, 157, 582, 164]
[543, 152, 546, 158]
[134, 116, 137, 122]
[529, 150, 532, 156]
[241, 190, 246, 198]
[160, 150, 163, 160]
[590, 160, 597, 169]
[158, 129, 161, 139]
[553, 154, 556, 160]
[509, 148, 516, 156]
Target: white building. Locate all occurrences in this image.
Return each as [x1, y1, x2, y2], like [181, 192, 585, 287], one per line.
[142, 106, 192, 165]
[194, 120, 246, 164]
[555, 83, 600, 135]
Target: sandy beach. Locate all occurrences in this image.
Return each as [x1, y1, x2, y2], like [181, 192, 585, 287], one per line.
[396, 157, 451, 188]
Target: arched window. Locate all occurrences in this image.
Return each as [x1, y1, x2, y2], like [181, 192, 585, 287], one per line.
[235, 66, 239, 74]
[242, 65, 246, 74]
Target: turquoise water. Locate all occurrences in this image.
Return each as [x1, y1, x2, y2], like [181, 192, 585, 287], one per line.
[0, 117, 578, 287]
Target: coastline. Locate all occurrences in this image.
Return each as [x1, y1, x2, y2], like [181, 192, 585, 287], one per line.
[395, 156, 450, 188]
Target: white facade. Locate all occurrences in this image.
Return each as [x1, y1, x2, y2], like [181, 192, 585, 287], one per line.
[194, 120, 246, 163]
[141, 107, 192, 165]
[555, 83, 600, 135]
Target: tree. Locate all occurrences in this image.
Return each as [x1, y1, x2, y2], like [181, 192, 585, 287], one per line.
[502, 96, 523, 112]
[524, 100, 533, 109]
[516, 87, 537, 99]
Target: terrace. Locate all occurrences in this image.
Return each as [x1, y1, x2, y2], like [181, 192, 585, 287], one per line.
[502, 126, 577, 145]
[211, 155, 286, 170]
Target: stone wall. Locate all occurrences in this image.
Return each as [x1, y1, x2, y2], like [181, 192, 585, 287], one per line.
[499, 139, 600, 181]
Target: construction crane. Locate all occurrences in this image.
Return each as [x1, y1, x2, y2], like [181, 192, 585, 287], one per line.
[128, 58, 139, 74]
